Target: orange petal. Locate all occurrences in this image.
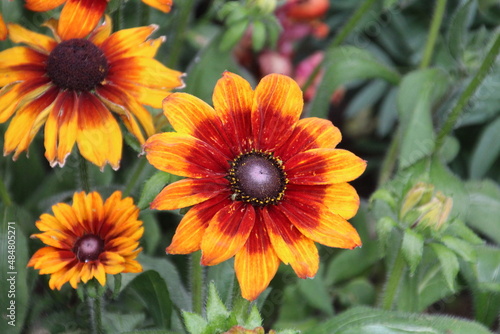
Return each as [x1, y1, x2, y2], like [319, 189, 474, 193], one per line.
[93, 262, 107, 286]
[88, 14, 112, 46]
[151, 177, 228, 210]
[108, 57, 184, 91]
[4, 86, 58, 160]
[166, 195, 228, 254]
[7, 23, 57, 54]
[275, 117, 341, 161]
[116, 79, 172, 108]
[280, 200, 362, 249]
[235, 214, 280, 301]
[212, 71, 255, 154]
[287, 148, 367, 185]
[100, 251, 126, 272]
[25, 0, 66, 11]
[0, 14, 8, 41]
[71, 191, 104, 233]
[200, 202, 255, 266]
[0, 79, 49, 122]
[144, 132, 229, 178]
[286, 183, 360, 220]
[263, 207, 319, 278]
[162, 92, 231, 158]
[0, 47, 47, 86]
[58, 0, 108, 40]
[101, 25, 158, 60]
[44, 91, 79, 167]
[252, 73, 303, 151]
[75, 92, 122, 170]
[141, 0, 173, 12]
[35, 230, 74, 250]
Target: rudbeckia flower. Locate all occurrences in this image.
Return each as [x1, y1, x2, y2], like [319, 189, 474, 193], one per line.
[0, 16, 184, 169]
[0, 13, 7, 40]
[144, 72, 366, 301]
[28, 191, 143, 290]
[24, 0, 173, 40]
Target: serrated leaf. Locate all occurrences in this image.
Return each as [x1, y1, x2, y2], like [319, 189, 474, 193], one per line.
[375, 216, 398, 254]
[430, 243, 459, 292]
[470, 116, 500, 179]
[138, 171, 172, 210]
[244, 305, 263, 329]
[183, 311, 208, 334]
[397, 69, 449, 169]
[441, 235, 477, 263]
[310, 46, 400, 119]
[127, 270, 172, 329]
[206, 282, 230, 323]
[308, 306, 493, 334]
[447, 1, 475, 61]
[401, 229, 424, 275]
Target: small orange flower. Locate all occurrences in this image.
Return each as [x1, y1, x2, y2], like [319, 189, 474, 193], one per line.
[144, 72, 366, 300]
[28, 191, 143, 290]
[24, 0, 173, 40]
[0, 16, 184, 169]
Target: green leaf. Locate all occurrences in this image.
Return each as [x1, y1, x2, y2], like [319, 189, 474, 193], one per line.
[183, 311, 208, 334]
[244, 305, 263, 329]
[374, 216, 398, 255]
[470, 116, 500, 179]
[251, 20, 266, 52]
[440, 235, 477, 263]
[310, 46, 400, 119]
[309, 306, 493, 334]
[401, 229, 424, 275]
[447, 1, 475, 61]
[475, 245, 500, 292]
[140, 212, 161, 255]
[465, 180, 500, 244]
[430, 243, 459, 292]
[219, 19, 249, 52]
[206, 282, 230, 323]
[397, 69, 449, 169]
[138, 171, 172, 210]
[127, 270, 172, 329]
[298, 267, 334, 316]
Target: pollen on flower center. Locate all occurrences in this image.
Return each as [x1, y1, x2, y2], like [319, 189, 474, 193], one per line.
[228, 151, 288, 206]
[73, 234, 105, 262]
[46, 38, 109, 92]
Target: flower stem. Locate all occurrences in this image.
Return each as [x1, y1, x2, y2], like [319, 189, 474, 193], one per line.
[78, 154, 90, 193]
[380, 249, 406, 310]
[0, 177, 12, 207]
[378, 129, 400, 186]
[435, 33, 500, 151]
[167, 0, 196, 69]
[123, 158, 148, 197]
[419, 0, 447, 69]
[87, 290, 104, 334]
[191, 250, 203, 314]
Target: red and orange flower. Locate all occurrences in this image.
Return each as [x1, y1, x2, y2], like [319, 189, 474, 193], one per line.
[25, 0, 173, 40]
[144, 71, 366, 301]
[0, 16, 184, 169]
[0, 13, 7, 40]
[28, 191, 143, 290]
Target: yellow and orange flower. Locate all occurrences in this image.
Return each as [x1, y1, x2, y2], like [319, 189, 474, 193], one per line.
[0, 16, 184, 169]
[0, 13, 7, 40]
[28, 191, 143, 290]
[25, 0, 173, 40]
[144, 72, 366, 301]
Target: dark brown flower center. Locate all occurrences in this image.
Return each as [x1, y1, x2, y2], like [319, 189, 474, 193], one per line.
[228, 151, 288, 206]
[73, 234, 105, 262]
[46, 38, 108, 92]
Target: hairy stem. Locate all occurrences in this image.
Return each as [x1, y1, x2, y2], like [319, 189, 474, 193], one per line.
[419, 0, 447, 69]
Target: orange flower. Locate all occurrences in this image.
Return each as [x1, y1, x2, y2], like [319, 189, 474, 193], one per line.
[24, 0, 173, 40]
[28, 191, 143, 290]
[0, 13, 7, 40]
[0, 16, 184, 169]
[144, 72, 366, 300]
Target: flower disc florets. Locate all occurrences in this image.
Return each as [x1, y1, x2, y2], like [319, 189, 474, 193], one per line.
[46, 38, 108, 91]
[73, 234, 105, 262]
[228, 150, 288, 206]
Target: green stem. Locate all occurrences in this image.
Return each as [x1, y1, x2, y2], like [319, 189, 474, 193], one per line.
[435, 33, 500, 151]
[380, 249, 406, 310]
[140, 1, 151, 27]
[0, 177, 12, 207]
[114, 0, 125, 30]
[419, 0, 447, 69]
[191, 251, 203, 314]
[166, 0, 196, 69]
[123, 158, 148, 197]
[378, 129, 400, 186]
[302, 0, 378, 96]
[78, 154, 90, 193]
[87, 292, 104, 334]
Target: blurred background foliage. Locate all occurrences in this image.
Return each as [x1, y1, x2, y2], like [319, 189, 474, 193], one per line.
[1, 0, 500, 333]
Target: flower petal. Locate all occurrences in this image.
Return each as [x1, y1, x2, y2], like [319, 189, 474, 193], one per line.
[0, 79, 50, 122]
[58, 0, 108, 40]
[200, 201, 255, 266]
[101, 25, 159, 61]
[151, 177, 229, 210]
[7, 23, 57, 54]
[275, 117, 342, 161]
[212, 71, 255, 154]
[235, 217, 280, 301]
[75, 92, 122, 170]
[166, 195, 228, 254]
[263, 207, 319, 278]
[280, 200, 362, 249]
[25, 0, 66, 11]
[144, 132, 229, 178]
[0, 13, 6, 41]
[287, 148, 367, 185]
[252, 73, 303, 151]
[141, 0, 173, 12]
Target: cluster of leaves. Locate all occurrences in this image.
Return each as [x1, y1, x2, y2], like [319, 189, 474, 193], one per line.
[1, 0, 500, 333]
